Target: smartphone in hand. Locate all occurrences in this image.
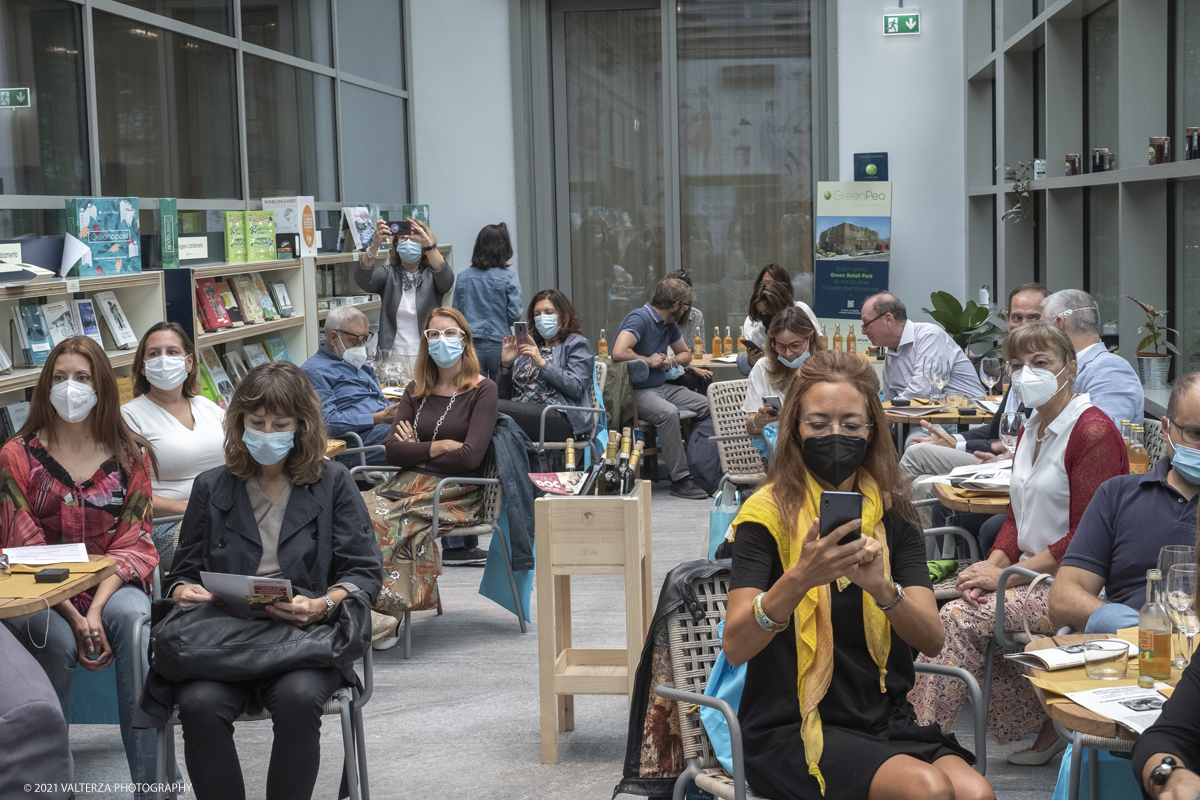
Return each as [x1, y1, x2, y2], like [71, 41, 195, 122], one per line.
[819, 491, 863, 545]
[513, 321, 529, 341]
[389, 220, 412, 236]
[763, 395, 782, 416]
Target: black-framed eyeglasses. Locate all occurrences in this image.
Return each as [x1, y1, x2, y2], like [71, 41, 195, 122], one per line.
[333, 329, 369, 347]
[1168, 418, 1200, 447]
[801, 420, 874, 437]
[860, 313, 885, 330]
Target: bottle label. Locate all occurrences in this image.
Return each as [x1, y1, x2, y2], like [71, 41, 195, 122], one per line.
[1130, 463, 1149, 474]
[1138, 628, 1155, 662]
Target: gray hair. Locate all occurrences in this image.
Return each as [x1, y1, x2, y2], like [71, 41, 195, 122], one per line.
[325, 305, 368, 333]
[865, 292, 907, 322]
[1042, 289, 1102, 337]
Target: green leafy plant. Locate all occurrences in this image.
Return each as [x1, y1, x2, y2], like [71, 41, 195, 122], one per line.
[998, 161, 1034, 223]
[922, 291, 1004, 357]
[1124, 296, 1180, 356]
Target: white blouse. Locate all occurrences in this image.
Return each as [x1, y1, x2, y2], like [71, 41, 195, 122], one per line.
[742, 358, 793, 414]
[121, 394, 227, 502]
[1008, 393, 1092, 560]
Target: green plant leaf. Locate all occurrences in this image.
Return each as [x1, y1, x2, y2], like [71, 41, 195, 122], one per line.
[1165, 342, 1182, 355]
[929, 291, 964, 318]
[1137, 334, 1157, 352]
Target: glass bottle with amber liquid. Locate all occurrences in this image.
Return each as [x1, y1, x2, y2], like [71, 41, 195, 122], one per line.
[564, 437, 576, 472]
[723, 326, 734, 356]
[693, 332, 704, 357]
[1139, 569, 1174, 687]
[597, 328, 608, 358]
[832, 323, 843, 351]
[1120, 419, 1132, 448]
[623, 441, 644, 493]
[737, 327, 747, 355]
[821, 324, 829, 349]
[847, 323, 858, 354]
[615, 428, 633, 491]
[712, 327, 722, 359]
[1129, 425, 1150, 475]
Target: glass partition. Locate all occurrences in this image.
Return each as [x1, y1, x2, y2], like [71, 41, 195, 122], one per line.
[340, 82, 406, 204]
[115, 0, 233, 36]
[1085, 2, 1118, 169]
[1088, 185, 1120, 337]
[242, 0, 332, 66]
[336, 0, 404, 88]
[1179, 182, 1200, 375]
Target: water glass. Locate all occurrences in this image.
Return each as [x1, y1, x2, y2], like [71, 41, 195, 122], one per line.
[1160, 546, 1196, 668]
[1167, 565, 1199, 665]
[1083, 639, 1131, 680]
[999, 412, 1025, 452]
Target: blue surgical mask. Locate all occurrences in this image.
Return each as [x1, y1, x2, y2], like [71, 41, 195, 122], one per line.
[779, 350, 809, 370]
[664, 365, 685, 380]
[1168, 431, 1200, 486]
[428, 336, 464, 368]
[395, 239, 423, 263]
[242, 427, 295, 466]
[535, 314, 560, 339]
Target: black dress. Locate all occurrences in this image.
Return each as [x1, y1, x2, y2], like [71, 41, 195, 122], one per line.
[730, 511, 974, 800]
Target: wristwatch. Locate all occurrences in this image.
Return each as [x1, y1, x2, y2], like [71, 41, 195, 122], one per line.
[1149, 756, 1180, 795]
[422, 244, 437, 252]
[320, 595, 335, 619]
[873, 583, 905, 611]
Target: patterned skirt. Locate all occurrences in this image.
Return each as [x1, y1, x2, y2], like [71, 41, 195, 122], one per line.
[363, 471, 484, 617]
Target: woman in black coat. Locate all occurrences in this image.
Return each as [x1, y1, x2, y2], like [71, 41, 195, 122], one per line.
[167, 361, 382, 800]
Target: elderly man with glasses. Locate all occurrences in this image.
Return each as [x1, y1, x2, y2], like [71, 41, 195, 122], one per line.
[301, 305, 400, 468]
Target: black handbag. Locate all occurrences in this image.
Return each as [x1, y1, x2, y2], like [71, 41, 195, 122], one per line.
[149, 588, 371, 683]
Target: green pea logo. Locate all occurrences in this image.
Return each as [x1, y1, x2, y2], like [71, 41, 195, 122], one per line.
[866, 164, 877, 176]
[823, 191, 831, 200]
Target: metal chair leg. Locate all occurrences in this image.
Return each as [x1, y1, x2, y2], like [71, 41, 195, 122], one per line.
[982, 637, 997, 711]
[354, 704, 371, 800]
[1068, 729, 1084, 800]
[167, 728, 179, 800]
[338, 694, 361, 800]
[436, 595, 443, 616]
[403, 610, 411, 660]
[672, 757, 703, 800]
[494, 523, 528, 633]
[1088, 744, 1099, 800]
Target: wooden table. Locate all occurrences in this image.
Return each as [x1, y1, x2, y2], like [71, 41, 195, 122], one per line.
[0, 555, 117, 619]
[933, 481, 1010, 516]
[883, 401, 995, 451]
[689, 354, 745, 371]
[326, 439, 347, 458]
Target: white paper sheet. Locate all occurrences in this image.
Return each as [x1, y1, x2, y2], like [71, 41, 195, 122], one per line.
[60, 233, 91, 277]
[976, 400, 1001, 414]
[949, 460, 1013, 477]
[1064, 685, 1167, 734]
[0, 542, 89, 565]
[200, 571, 293, 619]
[711, 354, 739, 363]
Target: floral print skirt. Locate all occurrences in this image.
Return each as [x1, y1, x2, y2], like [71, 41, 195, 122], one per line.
[364, 471, 483, 617]
[908, 582, 1055, 745]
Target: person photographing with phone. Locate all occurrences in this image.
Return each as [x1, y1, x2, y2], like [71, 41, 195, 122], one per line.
[723, 350, 991, 800]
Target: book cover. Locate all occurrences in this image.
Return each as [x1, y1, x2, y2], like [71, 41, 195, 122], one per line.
[262, 196, 316, 257]
[223, 350, 249, 385]
[215, 280, 243, 326]
[19, 305, 52, 365]
[224, 211, 247, 263]
[251, 273, 279, 320]
[93, 290, 138, 348]
[269, 281, 293, 317]
[63, 197, 142, 278]
[161, 198, 179, 269]
[195, 278, 232, 331]
[1, 401, 30, 438]
[231, 275, 265, 324]
[195, 358, 227, 409]
[246, 211, 276, 262]
[0, 333, 12, 372]
[71, 299, 104, 346]
[263, 336, 290, 363]
[242, 342, 271, 368]
[11, 306, 29, 364]
[115, 376, 134, 405]
[199, 346, 235, 405]
[338, 207, 372, 252]
[401, 204, 430, 228]
[40, 301, 79, 347]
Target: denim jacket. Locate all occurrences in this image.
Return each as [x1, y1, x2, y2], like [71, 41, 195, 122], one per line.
[497, 332, 596, 434]
[452, 265, 523, 342]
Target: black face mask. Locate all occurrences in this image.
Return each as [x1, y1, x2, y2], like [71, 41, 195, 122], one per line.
[760, 313, 774, 332]
[801, 434, 867, 487]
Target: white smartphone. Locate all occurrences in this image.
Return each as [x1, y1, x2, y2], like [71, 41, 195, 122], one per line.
[763, 395, 782, 415]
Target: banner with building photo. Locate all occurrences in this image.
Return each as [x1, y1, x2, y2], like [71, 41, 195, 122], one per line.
[813, 181, 891, 319]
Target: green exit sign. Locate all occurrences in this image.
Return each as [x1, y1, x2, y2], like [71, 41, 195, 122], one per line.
[0, 88, 30, 108]
[883, 10, 920, 35]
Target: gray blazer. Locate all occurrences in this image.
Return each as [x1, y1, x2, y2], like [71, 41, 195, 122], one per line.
[355, 258, 455, 352]
[0, 625, 73, 799]
[498, 332, 596, 434]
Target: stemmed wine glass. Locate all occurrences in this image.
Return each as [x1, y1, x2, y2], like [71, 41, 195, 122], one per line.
[1167, 564, 1199, 666]
[999, 412, 1025, 453]
[980, 357, 1003, 397]
[924, 356, 950, 404]
[1160, 546, 1197, 667]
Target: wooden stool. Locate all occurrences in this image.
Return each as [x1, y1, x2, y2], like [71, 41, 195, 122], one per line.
[535, 480, 653, 764]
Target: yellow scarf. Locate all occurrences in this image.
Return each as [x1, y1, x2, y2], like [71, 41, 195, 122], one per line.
[729, 469, 892, 795]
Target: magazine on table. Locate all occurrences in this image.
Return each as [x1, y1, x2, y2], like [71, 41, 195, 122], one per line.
[528, 472, 587, 495]
[957, 470, 1011, 493]
[887, 405, 949, 417]
[1064, 685, 1168, 734]
[1005, 639, 1136, 671]
[200, 572, 293, 619]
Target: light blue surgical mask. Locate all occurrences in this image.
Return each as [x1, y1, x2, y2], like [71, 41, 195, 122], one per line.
[428, 336, 464, 368]
[242, 427, 295, 466]
[664, 365, 685, 380]
[535, 314, 560, 340]
[395, 239, 423, 263]
[779, 350, 810, 370]
[1168, 431, 1200, 486]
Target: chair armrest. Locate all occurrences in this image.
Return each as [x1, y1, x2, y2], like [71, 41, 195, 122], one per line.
[341, 431, 365, 449]
[341, 444, 387, 468]
[921, 526, 981, 562]
[709, 434, 754, 444]
[133, 611, 151, 702]
[913, 663, 987, 777]
[994, 565, 1052, 650]
[431, 476, 501, 535]
[913, 498, 941, 508]
[538, 405, 607, 450]
[349, 465, 402, 485]
[654, 682, 748, 800]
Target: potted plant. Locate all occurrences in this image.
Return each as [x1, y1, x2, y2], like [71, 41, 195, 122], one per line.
[997, 161, 1034, 224]
[1190, 326, 1200, 374]
[1124, 296, 1179, 390]
[922, 291, 1004, 358]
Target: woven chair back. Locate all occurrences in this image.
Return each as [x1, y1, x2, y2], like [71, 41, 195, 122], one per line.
[706, 380, 765, 485]
[1144, 417, 1165, 470]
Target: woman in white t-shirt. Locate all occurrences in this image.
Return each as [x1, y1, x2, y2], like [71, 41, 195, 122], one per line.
[121, 322, 226, 564]
[743, 306, 824, 435]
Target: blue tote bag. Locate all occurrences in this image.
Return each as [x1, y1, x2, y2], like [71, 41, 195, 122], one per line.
[709, 483, 741, 559]
[699, 622, 747, 780]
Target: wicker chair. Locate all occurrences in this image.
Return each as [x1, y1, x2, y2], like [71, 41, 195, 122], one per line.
[654, 567, 988, 800]
[534, 360, 609, 470]
[706, 380, 766, 490]
[350, 458, 526, 659]
[1144, 417, 1165, 470]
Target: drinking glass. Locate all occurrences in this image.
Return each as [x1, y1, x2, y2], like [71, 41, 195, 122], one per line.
[1160, 546, 1196, 667]
[924, 357, 949, 403]
[980, 357, 1003, 397]
[1083, 639, 1131, 680]
[999, 412, 1025, 452]
[1167, 565, 1199, 665]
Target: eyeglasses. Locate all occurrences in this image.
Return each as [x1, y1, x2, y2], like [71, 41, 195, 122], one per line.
[424, 327, 466, 342]
[860, 314, 884, 330]
[801, 420, 874, 437]
[333, 330, 369, 347]
[772, 340, 808, 355]
[1169, 418, 1200, 447]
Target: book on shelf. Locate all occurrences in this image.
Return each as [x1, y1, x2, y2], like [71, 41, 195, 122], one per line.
[401, 204, 430, 227]
[10, 307, 29, 364]
[195, 358, 227, 409]
[93, 291, 138, 349]
[161, 198, 179, 269]
[0, 334, 11, 373]
[195, 278, 233, 331]
[223, 350, 249, 385]
[18, 305, 52, 365]
[262, 196, 316, 257]
[1, 401, 30, 438]
[263, 336, 290, 364]
[115, 376, 134, 405]
[251, 273, 279, 320]
[215, 280, 244, 326]
[269, 281, 293, 317]
[199, 346, 235, 406]
[246, 210, 276, 262]
[63, 197, 142, 278]
[40, 301, 79, 347]
[224, 211, 248, 263]
[71, 299, 104, 346]
[275, 234, 296, 260]
[242, 342, 271, 369]
[336, 207, 373, 252]
[231, 275, 265, 324]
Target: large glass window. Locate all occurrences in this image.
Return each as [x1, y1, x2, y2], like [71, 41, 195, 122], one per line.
[1178, 183, 1200, 375]
[336, 0, 404, 89]
[244, 55, 337, 201]
[242, 0, 332, 66]
[93, 12, 240, 199]
[340, 83, 405, 204]
[115, 0, 233, 36]
[677, 0, 814, 331]
[1182, 0, 1200, 142]
[1088, 186, 1120, 336]
[1085, 2, 1118, 169]
[0, 0, 90, 196]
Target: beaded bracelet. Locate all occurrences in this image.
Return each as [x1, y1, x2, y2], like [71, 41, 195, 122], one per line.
[753, 592, 789, 632]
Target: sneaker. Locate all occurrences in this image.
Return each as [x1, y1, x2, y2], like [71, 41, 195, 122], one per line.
[443, 546, 488, 566]
[670, 478, 709, 500]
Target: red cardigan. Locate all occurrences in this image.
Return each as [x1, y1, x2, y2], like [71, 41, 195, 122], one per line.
[989, 406, 1128, 565]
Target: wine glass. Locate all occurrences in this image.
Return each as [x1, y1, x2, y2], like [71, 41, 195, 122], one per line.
[1167, 564, 1199, 665]
[1160, 546, 1196, 667]
[980, 357, 1003, 397]
[925, 356, 950, 404]
[999, 411, 1025, 453]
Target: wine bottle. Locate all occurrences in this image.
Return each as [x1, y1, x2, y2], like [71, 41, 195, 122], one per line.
[578, 463, 602, 496]
[1138, 569, 1174, 686]
[736, 327, 747, 355]
[564, 437, 576, 472]
[616, 427, 632, 491]
[595, 434, 621, 495]
[847, 323, 857, 354]
[712, 327, 722, 359]
[1129, 425, 1150, 475]
[597, 328, 608, 358]
[832, 323, 843, 351]
[723, 326, 734, 356]
[623, 441, 644, 493]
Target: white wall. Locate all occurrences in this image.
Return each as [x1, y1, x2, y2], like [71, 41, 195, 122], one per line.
[408, 0, 519, 283]
[837, 0, 967, 319]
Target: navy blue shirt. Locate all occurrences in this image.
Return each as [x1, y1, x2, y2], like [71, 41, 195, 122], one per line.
[300, 346, 388, 436]
[1060, 457, 1199, 609]
[618, 303, 681, 390]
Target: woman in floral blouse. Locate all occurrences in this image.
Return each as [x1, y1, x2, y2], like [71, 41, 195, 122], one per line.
[0, 336, 160, 798]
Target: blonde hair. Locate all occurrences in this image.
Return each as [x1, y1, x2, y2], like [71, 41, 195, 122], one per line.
[409, 307, 482, 399]
[223, 361, 328, 485]
[764, 307, 824, 392]
[1003, 319, 1076, 371]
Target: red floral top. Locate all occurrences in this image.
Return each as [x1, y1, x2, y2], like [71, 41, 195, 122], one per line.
[0, 434, 157, 613]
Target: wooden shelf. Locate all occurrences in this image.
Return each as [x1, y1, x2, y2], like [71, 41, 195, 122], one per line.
[196, 315, 307, 347]
[0, 349, 136, 393]
[316, 252, 360, 265]
[0, 271, 161, 301]
[190, 258, 303, 280]
[317, 300, 381, 321]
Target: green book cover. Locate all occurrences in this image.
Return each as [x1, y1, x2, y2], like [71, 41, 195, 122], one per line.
[161, 198, 179, 269]
[224, 211, 247, 263]
[246, 210, 276, 262]
[63, 197, 142, 278]
[401, 204, 430, 227]
[196, 359, 226, 408]
[264, 336, 291, 363]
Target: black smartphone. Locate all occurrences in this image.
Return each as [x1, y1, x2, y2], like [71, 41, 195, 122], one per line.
[819, 491, 863, 545]
[389, 220, 412, 236]
[762, 395, 782, 416]
[513, 321, 529, 341]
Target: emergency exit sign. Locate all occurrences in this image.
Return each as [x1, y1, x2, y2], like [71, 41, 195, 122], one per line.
[883, 10, 920, 35]
[0, 88, 30, 108]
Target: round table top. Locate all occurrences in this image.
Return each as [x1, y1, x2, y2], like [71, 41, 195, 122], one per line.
[326, 439, 347, 457]
[882, 401, 996, 426]
[0, 556, 117, 619]
[932, 481, 1010, 514]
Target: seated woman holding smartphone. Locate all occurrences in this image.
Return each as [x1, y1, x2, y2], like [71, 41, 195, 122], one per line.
[744, 306, 825, 436]
[723, 350, 992, 800]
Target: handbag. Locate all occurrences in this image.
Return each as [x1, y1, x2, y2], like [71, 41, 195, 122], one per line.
[709, 481, 741, 560]
[699, 622, 746, 781]
[150, 588, 372, 683]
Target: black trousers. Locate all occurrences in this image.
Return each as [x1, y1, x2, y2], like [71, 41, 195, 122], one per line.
[176, 666, 344, 800]
[497, 399, 576, 445]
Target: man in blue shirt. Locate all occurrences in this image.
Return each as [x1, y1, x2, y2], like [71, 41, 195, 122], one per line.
[613, 277, 710, 499]
[1049, 373, 1200, 633]
[301, 306, 399, 468]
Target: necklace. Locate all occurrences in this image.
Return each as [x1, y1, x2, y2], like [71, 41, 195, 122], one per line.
[413, 389, 458, 443]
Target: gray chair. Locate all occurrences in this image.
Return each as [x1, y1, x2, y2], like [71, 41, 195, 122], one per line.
[1052, 720, 1133, 800]
[535, 360, 609, 470]
[339, 430, 388, 470]
[911, 498, 982, 600]
[654, 568, 988, 800]
[1144, 417, 1165, 470]
[983, 565, 1070, 711]
[705, 379, 766, 490]
[350, 458, 526, 659]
